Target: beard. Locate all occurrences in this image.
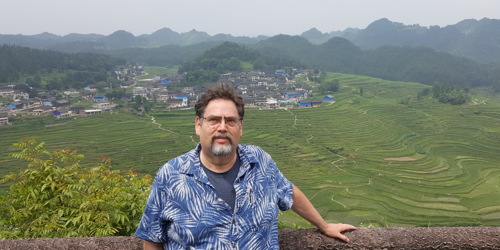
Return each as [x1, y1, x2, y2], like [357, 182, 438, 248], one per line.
[210, 133, 233, 156]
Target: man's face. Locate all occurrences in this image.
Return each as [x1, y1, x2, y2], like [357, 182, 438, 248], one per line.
[195, 99, 243, 157]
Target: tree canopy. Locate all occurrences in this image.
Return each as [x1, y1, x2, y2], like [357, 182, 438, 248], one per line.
[0, 44, 125, 87]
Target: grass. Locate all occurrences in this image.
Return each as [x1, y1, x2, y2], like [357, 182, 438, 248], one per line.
[1, 73, 500, 228]
[137, 66, 179, 79]
[135, 66, 180, 86]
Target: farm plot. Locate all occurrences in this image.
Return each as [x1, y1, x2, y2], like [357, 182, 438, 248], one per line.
[262, 80, 500, 227]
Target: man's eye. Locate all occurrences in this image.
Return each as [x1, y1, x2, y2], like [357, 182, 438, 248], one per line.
[208, 118, 220, 123]
[226, 119, 237, 125]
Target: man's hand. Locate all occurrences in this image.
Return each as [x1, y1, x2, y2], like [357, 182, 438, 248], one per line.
[143, 240, 163, 250]
[291, 185, 357, 243]
[319, 223, 357, 242]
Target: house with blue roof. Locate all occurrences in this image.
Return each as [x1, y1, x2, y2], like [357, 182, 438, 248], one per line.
[275, 69, 286, 75]
[297, 99, 323, 108]
[6, 102, 23, 110]
[93, 95, 107, 102]
[323, 95, 335, 102]
[284, 92, 305, 100]
[52, 109, 71, 118]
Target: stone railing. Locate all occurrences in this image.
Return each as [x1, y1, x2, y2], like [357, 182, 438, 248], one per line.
[1, 227, 500, 249]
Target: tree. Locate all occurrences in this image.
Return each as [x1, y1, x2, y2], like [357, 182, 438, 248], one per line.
[133, 95, 153, 112]
[0, 138, 152, 239]
[319, 79, 340, 93]
[25, 76, 42, 89]
[431, 82, 469, 105]
[106, 89, 126, 100]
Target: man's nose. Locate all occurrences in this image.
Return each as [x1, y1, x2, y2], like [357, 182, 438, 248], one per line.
[216, 119, 228, 131]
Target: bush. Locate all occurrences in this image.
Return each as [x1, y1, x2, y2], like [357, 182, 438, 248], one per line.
[0, 138, 152, 239]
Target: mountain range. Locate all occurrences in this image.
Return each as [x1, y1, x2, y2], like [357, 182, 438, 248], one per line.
[1, 18, 500, 63]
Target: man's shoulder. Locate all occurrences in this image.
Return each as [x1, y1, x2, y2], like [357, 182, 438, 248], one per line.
[238, 144, 271, 160]
[238, 144, 264, 153]
[159, 146, 200, 172]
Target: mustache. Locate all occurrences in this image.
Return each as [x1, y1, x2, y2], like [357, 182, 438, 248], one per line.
[211, 132, 233, 143]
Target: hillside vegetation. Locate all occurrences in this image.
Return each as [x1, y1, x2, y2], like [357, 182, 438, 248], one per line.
[0, 45, 125, 88]
[1, 73, 499, 228]
[165, 39, 500, 91]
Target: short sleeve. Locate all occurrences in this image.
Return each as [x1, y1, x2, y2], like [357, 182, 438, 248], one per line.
[273, 163, 294, 211]
[259, 148, 294, 212]
[135, 167, 169, 243]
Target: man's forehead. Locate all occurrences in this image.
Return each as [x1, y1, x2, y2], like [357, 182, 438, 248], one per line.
[204, 99, 238, 115]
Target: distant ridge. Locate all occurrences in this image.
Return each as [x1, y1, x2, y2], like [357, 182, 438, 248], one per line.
[1, 18, 500, 62]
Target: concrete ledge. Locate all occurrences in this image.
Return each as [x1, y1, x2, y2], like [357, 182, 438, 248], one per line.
[1, 227, 499, 249]
[279, 227, 500, 249]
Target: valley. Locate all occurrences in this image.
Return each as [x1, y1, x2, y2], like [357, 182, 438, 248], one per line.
[2, 73, 499, 228]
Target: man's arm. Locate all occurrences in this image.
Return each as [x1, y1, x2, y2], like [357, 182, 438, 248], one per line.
[291, 184, 356, 242]
[143, 240, 163, 250]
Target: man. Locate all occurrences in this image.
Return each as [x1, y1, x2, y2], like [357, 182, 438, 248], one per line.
[136, 84, 356, 249]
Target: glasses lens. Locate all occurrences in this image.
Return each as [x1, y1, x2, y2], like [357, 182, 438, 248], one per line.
[207, 117, 220, 126]
[203, 116, 239, 127]
[225, 118, 237, 126]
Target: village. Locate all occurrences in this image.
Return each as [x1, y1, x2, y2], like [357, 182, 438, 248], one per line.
[0, 68, 336, 126]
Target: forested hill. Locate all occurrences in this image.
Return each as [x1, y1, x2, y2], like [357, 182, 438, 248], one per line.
[0, 45, 125, 84]
[174, 39, 500, 91]
[3, 39, 499, 93]
[254, 36, 500, 89]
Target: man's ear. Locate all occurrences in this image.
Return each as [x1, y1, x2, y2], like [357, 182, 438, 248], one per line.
[239, 121, 243, 137]
[195, 116, 201, 136]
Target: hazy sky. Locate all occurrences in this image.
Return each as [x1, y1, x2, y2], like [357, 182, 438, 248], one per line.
[3, 0, 500, 37]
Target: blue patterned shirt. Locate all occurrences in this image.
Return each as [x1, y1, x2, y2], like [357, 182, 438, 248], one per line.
[135, 144, 294, 249]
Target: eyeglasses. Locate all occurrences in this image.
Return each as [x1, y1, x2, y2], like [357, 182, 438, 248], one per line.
[200, 116, 242, 128]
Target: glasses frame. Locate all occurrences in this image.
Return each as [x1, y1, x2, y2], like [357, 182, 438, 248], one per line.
[199, 115, 242, 128]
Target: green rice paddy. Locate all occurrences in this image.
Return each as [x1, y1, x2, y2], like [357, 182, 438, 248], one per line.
[1, 73, 500, 228]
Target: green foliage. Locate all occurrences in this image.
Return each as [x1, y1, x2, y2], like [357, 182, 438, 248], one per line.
[14, 83, 38, 98]
[178, 42, 257, 85]
[417, 87, 431, 99]
[0, 44, 124, 87]
[319, 79, 340, 93]
[252, 36, 500, 91]
[178, 41, 305, 85]
[325, 146, 344, 154]
[414, 145, 426, 154]
[202, 41, 260, 62]
[418, 82, 470, 105]
[133, 95, 153, 112]
[105, 89, 127, 100]
[108, 42, 223, 67]
[181, 69, 221, 86]
[0, 138, 152, 239]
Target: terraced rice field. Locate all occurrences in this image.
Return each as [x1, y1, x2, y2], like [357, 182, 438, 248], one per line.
[246, 74, 500, 228]
[0, 111, 197, 177]
[1, 73, 500, 228]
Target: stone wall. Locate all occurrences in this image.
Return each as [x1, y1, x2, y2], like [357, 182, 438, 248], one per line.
[1, 227, 500, 249]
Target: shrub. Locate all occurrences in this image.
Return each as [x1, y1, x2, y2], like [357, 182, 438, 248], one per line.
[0, 138, 152, 239]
